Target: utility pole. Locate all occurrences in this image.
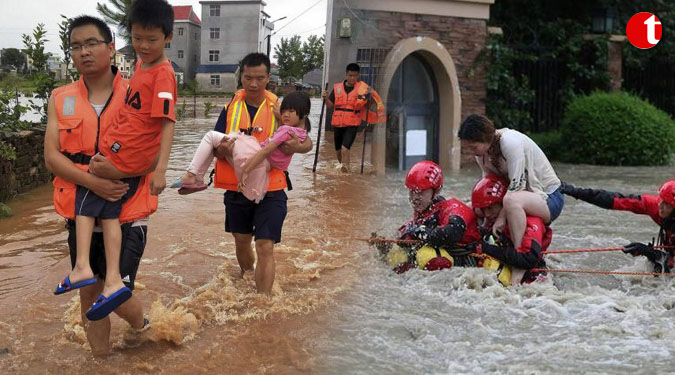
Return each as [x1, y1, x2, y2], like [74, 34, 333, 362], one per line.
[265, 16, 287, 57]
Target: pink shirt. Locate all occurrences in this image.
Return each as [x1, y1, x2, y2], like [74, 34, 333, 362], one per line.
[261, 125, 308, 170]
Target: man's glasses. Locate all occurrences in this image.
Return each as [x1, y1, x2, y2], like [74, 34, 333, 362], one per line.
[69, 39, 109, 53]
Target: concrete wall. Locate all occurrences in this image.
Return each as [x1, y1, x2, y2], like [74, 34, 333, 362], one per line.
[195, 72, 237, 94]
[167, 21, 201, 82]
[200, 2, 262, 66]
[0, 128, 50, 202]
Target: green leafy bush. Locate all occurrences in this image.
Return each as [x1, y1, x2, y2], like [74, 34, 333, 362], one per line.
[0, 140, 17, 161]
[204, 101, 214, 117]
[176, 99, 186, 121]
[0, 202, 12, 218]
[528, 130, 562, 161]
[559, 91, 675, 165]
[483, 35, 535, 131]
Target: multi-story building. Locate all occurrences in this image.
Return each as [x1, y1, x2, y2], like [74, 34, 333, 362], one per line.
[196, 0, 274, 92]
[114, 45, 135, 79]
[165, 5, 202, 84]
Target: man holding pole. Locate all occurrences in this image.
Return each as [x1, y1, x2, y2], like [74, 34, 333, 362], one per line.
[322, 63, 370, 173]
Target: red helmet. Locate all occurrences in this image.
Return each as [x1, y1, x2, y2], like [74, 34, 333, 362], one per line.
[658, 179, 675, 206]
[405, 161, 443, 191]
[471, 174, 509, 208]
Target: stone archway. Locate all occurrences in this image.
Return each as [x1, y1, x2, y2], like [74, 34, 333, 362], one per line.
[373, 36, 461, 175]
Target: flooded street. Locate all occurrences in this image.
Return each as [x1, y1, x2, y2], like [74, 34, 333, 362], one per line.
[0, 98, 380, 373]
[315, 164, 675, 374]
[1, 98, 675, 374]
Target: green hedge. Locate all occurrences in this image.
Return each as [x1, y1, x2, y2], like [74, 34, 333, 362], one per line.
[528, 130, 562, 161]
[558, 91, 675, 166]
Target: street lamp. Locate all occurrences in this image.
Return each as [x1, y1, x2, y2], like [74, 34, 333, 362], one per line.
[265, 16, 288, 57]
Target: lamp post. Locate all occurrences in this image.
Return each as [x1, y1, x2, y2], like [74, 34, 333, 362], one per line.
[265, 16, 288, 57]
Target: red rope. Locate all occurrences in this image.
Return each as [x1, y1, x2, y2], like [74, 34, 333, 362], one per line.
[543, 245, 674, 255]
[352, 238, 420, 245]
[543, 247, 625, 254]
[531, 268, 675, 277]
[356, 238, 675, 255]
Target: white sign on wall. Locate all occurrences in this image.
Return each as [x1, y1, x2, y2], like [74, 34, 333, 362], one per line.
[406, 130, 427, 156]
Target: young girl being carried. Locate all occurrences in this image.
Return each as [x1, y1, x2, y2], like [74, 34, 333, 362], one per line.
[171, 91, 310, 202]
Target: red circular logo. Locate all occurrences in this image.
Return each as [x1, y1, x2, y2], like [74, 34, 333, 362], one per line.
[626, 12, 662, 49]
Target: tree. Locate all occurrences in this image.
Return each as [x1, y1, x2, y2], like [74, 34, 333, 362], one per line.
[58, 15, 74, 83]
[1, 48, 26, 70]
[22, 23, 49, 72]
[302, 34, 324, 74]
[22, 23, 54, 123]
[274, 36, 303, 82]
[97, 0, 135, 48]
[0, 75, 29, 132]
[183, 80, 199, 118]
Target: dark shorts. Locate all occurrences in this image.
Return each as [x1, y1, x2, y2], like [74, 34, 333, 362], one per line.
[224, 190, 288, 243]
[75, 176, 141, 219]
[66, 219, 147, 290]
[334, 126, 358, 150]
[546, 185, 565, 223]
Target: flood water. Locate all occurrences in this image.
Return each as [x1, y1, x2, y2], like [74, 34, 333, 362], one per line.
[1, 98, 674, 374]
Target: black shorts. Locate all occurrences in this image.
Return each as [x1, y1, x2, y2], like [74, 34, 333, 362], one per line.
[66, 219, 147, 290]
[75, 176, 141, 219]
[334, 126, 358, 150]
[224, 190, 288, 243]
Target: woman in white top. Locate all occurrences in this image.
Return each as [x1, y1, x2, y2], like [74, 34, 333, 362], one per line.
[458, 114, 564, 249]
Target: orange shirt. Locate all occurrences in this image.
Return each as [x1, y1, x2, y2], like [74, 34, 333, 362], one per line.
[102, 60, 177, 175]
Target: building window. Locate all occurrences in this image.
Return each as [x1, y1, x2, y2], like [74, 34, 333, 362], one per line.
[178, 50, 184, 59]
[195, 32, 198, 40]
[210, 4, 220, 16]
[178, 27, 184, 36]
[164, 42, 171, 49]
[210, 28, 220, 39]
[209, 50, 219, 62]
[355, 48, 388, 85]
[193, 54, 197, 62]
[210, 74, 221, 86]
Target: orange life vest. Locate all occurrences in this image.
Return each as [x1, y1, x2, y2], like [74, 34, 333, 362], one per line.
[213, 89, 287, 191]
[358, 88, 387, 124]
[51, 68, 158, 223]
[331, 81, 369, 127]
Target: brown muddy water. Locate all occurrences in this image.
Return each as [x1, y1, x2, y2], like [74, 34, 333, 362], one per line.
[2, 98, 675, 374]
[0, 99, 381, 374]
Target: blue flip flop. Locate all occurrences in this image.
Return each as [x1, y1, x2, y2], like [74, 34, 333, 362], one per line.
[54, 276, 98, 295]
[171, 177, 207, 195]
[169, 177, 183, 189]
[85, 286, 132, 321]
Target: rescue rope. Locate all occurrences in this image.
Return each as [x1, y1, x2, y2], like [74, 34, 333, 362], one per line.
[530, 268, 675, 277]
[354, 238, 674, 255]
[352, 237, 421, 245]
[543, 245, 674, 255]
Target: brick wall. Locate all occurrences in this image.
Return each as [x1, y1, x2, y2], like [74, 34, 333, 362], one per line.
[329, 9, 488, 118]
[0, 128, 51, 202]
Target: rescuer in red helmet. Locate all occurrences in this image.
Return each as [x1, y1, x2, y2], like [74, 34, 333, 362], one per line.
[471, 174, 551, 285]
[380, 161, 482, 273]
[563, 179, 675, 273]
